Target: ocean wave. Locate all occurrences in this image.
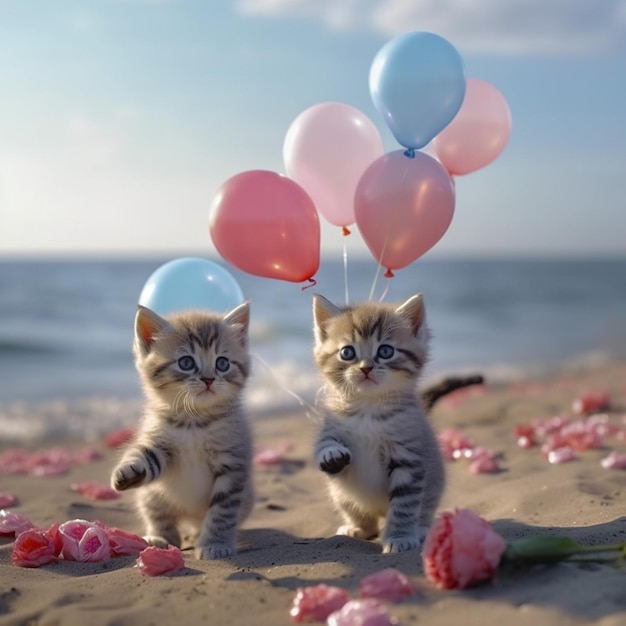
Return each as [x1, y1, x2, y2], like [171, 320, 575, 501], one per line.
[1, 349, 622, 444]
[0, 339, 65, 356]
[0, 397, 143, 444]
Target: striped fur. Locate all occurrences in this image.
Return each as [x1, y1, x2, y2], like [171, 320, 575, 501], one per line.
[111, 302, 253, 560]
[312, 293, 445, 553]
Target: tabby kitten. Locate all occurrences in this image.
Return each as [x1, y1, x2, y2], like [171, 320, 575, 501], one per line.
[111, 302, 253, 560]
[312, 293, 445, 554]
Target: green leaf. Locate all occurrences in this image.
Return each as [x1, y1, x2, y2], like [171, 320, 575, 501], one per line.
[504, 536, 584, 563]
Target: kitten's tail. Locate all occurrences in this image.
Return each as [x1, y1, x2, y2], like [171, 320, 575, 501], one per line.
[420, 375, 485, 411]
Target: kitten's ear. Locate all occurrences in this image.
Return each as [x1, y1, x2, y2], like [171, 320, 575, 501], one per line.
[312, 294, 342, 344]
[135, 306, 172, 355]
[395, 293, 426, 336]
[224, 301, 250, 345]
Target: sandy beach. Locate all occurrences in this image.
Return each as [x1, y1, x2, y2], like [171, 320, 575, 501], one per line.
[1, 361, 626, 626]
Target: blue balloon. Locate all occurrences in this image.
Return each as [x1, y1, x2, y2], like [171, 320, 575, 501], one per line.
[369, 31, 467, 151]
[138, 257, 245, 316]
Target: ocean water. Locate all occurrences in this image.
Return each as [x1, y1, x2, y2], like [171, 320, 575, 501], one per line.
[1, 257, 626, 440]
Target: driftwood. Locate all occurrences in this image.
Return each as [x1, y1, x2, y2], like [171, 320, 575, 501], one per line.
[420, 375, 485, 411]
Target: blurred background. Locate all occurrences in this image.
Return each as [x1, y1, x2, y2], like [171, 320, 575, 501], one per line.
[1, 1, 625, 426]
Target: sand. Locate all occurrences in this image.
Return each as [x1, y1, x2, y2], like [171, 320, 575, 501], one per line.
[1, 362, 626, 626]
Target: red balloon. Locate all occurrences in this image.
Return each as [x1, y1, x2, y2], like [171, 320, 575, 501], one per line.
[355, 151, 455, 275]
[209, 170, 320, 283]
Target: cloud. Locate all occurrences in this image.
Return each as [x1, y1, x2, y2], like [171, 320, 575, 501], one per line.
[0, 111, 216, 255]
[236, 0, 626, 56]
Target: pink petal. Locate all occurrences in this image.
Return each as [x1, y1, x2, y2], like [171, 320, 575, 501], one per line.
[254, 441, 293, 466]
[547, 447, 576, 464]
[451, 447, 475, 460]
[585, 414, 618, 437]
[517, 435, 536, 449]
[254, 449, 284, 466]
[102, 427, 135, 448]
[469, 456, 501, 474]
[136, 545, 185, 576]
[103, 524, 149, 555]
[0, 448, 32, 474]
[79, 526, 111, 561]
[572, 392, 610, 415]
[31, 460, 71, 477]
[290, 584, 351, 622]
[70, 481, 120, 501]
[358, 568, 418, 603]
[533, 415, 569, 437]
[439, 427, 477, 462]
[0, 509, 35, 536]
[600, 451, 626, 470]
[327, 599, 397, 626]
[46, 523, 64, 556]
[0, 492, 18, 507]
[72, 446, 103, 463]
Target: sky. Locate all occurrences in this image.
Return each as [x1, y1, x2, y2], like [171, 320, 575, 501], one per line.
[1, 0, 625, 260]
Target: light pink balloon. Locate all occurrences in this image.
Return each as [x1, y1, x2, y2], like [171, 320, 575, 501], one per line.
[284, 102, 384, 230]
[355, 151, 455, 275]
[209, 170, 320, 283]
[433, 78, 512, 176]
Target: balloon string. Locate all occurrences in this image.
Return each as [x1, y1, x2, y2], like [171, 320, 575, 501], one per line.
[343, 236, 350, 305]
[251, 350, 321, 422]
[378, 278, 390, 302]
[369, 232, 389, 301]
[301, 278, 317, 291]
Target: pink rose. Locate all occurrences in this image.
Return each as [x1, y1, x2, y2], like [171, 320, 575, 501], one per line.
[11, 528, 59, 568]
[58, 519, 111, 562]
[424, 508, 626, 591]
[423, 508, 506, 589]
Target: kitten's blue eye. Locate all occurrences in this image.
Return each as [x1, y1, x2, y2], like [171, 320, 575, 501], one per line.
[339, 346, 356, 361]
[177, 356, 196, 371]
[377, 344, 395, 359]
[215, 356, 230, 372]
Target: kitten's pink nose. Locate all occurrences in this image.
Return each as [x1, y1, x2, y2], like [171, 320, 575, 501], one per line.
[360, 366, 373, 376]
[201, 377, 214, 388]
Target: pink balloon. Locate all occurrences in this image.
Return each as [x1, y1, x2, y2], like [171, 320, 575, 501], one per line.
[209, 170, 320, 283]
[433, 78, 512, 176]
[355, 151, 455, 275]
[283, 102, 384, 230]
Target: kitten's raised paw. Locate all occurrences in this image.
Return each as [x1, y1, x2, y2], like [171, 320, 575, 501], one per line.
[111, 463, 147, 491]
[336, 525, 377, 540]
[317, 446, 351, 475]
[382, 536, 421, 554]
[195, 543, 236, 560]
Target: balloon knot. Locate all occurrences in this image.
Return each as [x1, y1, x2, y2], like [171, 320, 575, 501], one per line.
[301, 278, 317, 291]
[384, 268, 395, 278]
[403, 148, 416, 159]
[341, 226, 351, 236]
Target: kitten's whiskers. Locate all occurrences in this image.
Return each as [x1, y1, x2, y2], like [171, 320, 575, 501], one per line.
[172, 388, 187, 417]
